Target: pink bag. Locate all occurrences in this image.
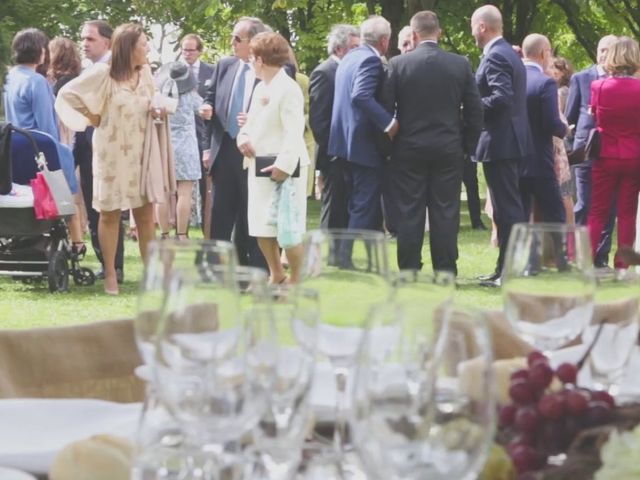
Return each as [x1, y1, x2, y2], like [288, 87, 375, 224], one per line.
[31, 171, 59, 219]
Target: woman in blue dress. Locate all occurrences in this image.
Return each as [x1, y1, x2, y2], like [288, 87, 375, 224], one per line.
[155, 62, 202, 239]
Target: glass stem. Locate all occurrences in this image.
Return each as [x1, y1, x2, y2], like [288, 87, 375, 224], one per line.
[333, 367, 349, 454]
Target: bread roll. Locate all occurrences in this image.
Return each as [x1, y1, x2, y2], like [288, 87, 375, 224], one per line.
[49, 434, 132, 480]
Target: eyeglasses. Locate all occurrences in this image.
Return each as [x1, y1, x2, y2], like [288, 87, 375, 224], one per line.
[232, 35, 249, 43]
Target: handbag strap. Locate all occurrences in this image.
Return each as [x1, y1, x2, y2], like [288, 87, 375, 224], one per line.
[8, 125, 48, 171]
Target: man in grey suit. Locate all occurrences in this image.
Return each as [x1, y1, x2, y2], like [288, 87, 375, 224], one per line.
[385, 10, 483, 274]
[309, 24, 360, 235]
[200, 17, 267, 269]
[181, 33, 214, 236]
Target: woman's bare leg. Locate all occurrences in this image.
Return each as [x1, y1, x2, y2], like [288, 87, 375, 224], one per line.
[257, 237, 286, 283]
[98, 209, 121, 294]
[176, 181, 194, 238]
[284, 244, 303, 283]
[132, 202, 156, 264]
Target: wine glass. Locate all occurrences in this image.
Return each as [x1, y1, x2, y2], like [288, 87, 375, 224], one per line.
[502, 223, 596, 351]
[351, 304, 494, 480]
[584, 269, 640, 397]
[246, 286, 319, 480]
[297, 229, 391, 460]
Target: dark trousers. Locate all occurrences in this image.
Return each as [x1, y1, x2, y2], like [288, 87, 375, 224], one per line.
[388, 154, 463, 274]
[346, 161, 383, 231]
[210, 133, 267, 269]
[520, 175, 566, 223]
[573, 163, 615, 266]
[320, 158, 351, 231]
[462, 158, 483, 226]
[75, 129, 124, 271]
[483, 158, 526, 275]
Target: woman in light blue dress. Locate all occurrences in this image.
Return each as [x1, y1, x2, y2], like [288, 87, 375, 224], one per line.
[156, 62, 202, 239]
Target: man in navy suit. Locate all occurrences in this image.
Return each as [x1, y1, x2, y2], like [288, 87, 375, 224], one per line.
[181, 33, 214, 235]
[520, 34, 568, 222]
[200, 17, 267, 269]
[471, 5, 531, 286]
[565, 34, 617, 267]
[309, 25, 360, 235]
[328, 15, 398, 241]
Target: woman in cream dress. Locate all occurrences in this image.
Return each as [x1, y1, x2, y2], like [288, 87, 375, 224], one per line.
[56, 24, 163, 294]
[237, 32, 310, 284]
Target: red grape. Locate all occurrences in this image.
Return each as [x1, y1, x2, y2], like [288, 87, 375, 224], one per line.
[565, 389, 589, 415]
[510, 445, 538, 473]
[591, 390, 615, 408]
[527, 351, 548, 368]
[556, 363, 578, 384]
[499, 404, 518, 427]
[584, 400, 613, 426]
[530, 362, 554, 391]
[510, 379, 536, 404]
[511, 369, 530, 383]
[538, 393, 565, 420]
[515, 406, 540, 433]
[540, 422, 564, 454]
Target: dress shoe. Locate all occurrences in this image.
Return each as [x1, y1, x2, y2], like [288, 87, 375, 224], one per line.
[479, 277, 501, 288]
[477, 271, 500, 282]
[472, 221, 488, 231]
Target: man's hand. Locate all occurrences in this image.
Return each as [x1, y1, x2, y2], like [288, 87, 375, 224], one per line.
[202, 149, 212, 169]
[387, 118, 399, 140]
[237, 139, 256, 158]
[199, 104, 213, 120]
[261, 164, 289, 183]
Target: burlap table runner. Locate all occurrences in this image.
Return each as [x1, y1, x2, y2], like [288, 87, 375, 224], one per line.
[0, 319, 144, 402]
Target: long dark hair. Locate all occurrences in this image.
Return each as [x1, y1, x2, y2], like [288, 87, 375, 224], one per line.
[110, 23, 144, 82]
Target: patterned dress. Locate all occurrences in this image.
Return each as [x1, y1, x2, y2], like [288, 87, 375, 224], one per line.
[168, 91, 202, 181]
[56, 63, 155, 212]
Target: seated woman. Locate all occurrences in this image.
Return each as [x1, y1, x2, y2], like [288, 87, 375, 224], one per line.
[237, 32, 310, 284]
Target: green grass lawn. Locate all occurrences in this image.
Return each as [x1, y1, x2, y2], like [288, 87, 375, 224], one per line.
[0, 197, 502, 328]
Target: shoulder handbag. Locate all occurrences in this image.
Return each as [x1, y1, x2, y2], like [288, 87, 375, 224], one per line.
[255, 156, 300, 178]
[567, 80, 606, 165]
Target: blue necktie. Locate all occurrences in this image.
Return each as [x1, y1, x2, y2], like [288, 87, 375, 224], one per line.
[227, 63, 249, 138]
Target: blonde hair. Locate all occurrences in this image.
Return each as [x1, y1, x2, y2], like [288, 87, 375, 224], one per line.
[605, 36, 640, 76]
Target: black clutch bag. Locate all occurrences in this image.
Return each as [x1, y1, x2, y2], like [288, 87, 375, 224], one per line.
[255, 156, 300, 178]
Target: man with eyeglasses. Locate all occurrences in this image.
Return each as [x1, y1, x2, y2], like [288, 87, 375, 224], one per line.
[309, 24, 360, 238]
[199, 17, 268, 269]
[519, 33, 569, 223]
[181, 34, 214, 236]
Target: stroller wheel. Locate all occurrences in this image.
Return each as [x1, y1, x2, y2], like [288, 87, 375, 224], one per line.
[73, 267, 96, 287]
[48, 250, 69, 293]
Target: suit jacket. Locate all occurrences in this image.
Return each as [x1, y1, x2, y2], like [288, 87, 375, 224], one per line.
[523, 64, 567, 177]
[564, 65, 599, 151]
[386, 42, 483, 160]
[475, 38, 531, 162]
[309, 57, 338, 172]
[203, 56, 259, 170]
[328, 45, 394, 168]
[237, 68, 310, 175]
[195, 61, 214, 152]
[591, 76, 640, 160]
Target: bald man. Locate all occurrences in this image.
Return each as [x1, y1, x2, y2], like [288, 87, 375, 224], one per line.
[565, 34, 618, 268]
[471, 5, 531, 286]
[520, 34, 568, 222]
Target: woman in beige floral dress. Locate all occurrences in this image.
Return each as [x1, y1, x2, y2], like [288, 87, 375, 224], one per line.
[56, 24, 161, 294]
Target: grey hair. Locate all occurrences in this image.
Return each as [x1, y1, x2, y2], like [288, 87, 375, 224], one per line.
[237, 16, 267, 39]
[327, 24, 359, 55]
[360, 15, 391, 46]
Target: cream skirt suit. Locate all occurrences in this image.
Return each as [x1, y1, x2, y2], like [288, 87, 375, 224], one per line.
[238, 67, 310, 239]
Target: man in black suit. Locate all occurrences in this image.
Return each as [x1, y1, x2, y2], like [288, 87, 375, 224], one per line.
[309, 24, 360, 234]
[471, 5, 531, 286]
[385, 10, 483, 274]
[181, 33, 214, 236]
[200, 17, 267, 269]
[520, 33, 569, 222]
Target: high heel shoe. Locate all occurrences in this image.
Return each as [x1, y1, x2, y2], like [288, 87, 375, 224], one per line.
[71, 242, 87, 260]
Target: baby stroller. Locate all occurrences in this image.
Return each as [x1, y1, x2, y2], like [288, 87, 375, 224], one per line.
[0, 123, 95, 292]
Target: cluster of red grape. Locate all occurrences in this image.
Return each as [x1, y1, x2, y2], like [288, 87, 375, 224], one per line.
[499, 351, 616, 475]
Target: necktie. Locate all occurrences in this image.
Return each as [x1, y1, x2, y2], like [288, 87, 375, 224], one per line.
[227, 63, 249, 138]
